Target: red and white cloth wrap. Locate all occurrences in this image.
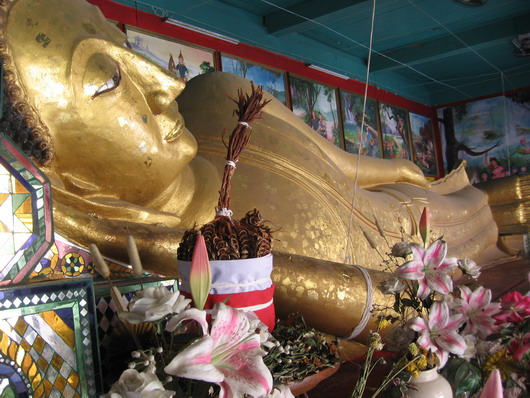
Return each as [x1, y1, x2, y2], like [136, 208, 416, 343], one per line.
[177, 253, 275, 330]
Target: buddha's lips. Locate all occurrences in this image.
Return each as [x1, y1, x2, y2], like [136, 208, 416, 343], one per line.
[164, 117, 184, 142]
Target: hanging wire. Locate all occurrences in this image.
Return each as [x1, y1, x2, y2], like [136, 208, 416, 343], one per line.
[342, 0, 377, 266]
[501, 72, 511, 175]
[343, 0, 377, 340]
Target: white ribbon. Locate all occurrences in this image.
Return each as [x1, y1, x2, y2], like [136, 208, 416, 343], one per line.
[216, 208, 233, 218]
[226, 160, 237, 168]
[345, 265, 373, 340]
[238, 121, 251, 129]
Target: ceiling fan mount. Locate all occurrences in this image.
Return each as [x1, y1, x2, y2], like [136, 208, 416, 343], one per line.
[513, 33, 530, 57]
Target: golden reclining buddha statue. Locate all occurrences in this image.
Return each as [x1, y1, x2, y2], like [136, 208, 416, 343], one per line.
[0, 0, 500, 340]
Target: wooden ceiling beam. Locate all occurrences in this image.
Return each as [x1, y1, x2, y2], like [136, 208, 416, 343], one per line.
[370, 13, 530, 72]
[264, 0, 369, 36]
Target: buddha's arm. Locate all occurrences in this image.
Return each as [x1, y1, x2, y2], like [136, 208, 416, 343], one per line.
[53, 200, 392, 346]
[52, 201, 185, 274]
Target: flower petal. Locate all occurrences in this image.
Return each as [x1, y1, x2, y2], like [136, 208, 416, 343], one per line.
[166, 308, 208, 335]
[210, 303, 253, 348]
[436, 349, 449, 368]
[437, 257, 458, 272]
[416, 278, 431, 300]
[164, 335, 224, 383]
[217, 349, 273, 398]
[428, 301, 448, 329]
[408, 317, 428, 332]
[409, 243, 425, 261]
[436, 330, 467, 356]
[423, 240, 447, 268]
[469, 286, 491, 309]
[395, 260, 425, 280]
[425, 271, 453, 296]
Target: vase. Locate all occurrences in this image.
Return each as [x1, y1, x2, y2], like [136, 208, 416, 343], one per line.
[405, 367, 453, 398]
[177, 254, 275, 330]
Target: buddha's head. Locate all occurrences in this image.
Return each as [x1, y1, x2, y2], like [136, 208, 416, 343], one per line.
[0, 0, 197, 205]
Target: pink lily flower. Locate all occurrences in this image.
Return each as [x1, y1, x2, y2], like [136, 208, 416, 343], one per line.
[164, 302, 272, 398]
[409, 301, 466, 368]
[494, 291, 530, 324]
[450, 286, 500, 338]
[395, 240, 458, 299]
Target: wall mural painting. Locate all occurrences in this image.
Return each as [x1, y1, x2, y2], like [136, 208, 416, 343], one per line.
[221, 55, 288, 106]
[379, 103, 411, 159]
[340, 90, 382, 157]
[439, 91, 530, 183]
[409, 112, 438, 176]
[126, 28, 216, 82]
[289, 76, 343, 148]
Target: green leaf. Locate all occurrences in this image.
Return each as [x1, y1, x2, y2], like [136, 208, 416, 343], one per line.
[454, 361, 470, 385]
[456, 375, 481, 397]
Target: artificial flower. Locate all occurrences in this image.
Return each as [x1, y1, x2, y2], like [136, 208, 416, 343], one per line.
[380, 277, 405, 295]
[479, 369, 503, 398]
[119, 286, 191, 324]
[101, 369, 174, 398]
[462, 334, 477, 361]
[391, 242, 411, 258]
[507, 332, 530, 361]
[458, 258, 481, 279]
[450, 286, 500, 338]
[494, 291, 530, 324]
[395, 239, 458, 299]
[164, 302, 273, 398]
[409, 301, 466, 368]
[385, 326, 414, 354]
[484, 349, 512, 379]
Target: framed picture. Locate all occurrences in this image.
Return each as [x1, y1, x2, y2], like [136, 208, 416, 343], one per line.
[221, 55, 288, 106]
[409, 112, 439, 176]
[126, 27, 216, 82]
[289, 75, 343, 148]
[340, 90, 382, 157]
[440, 93, 530, 183]
[378, 102, 411, 159]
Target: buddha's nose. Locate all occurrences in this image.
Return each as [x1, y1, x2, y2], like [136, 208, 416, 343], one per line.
[146, 75, 185, 115]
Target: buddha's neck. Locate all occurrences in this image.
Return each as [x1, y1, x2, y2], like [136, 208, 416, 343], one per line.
[148, 156, 219, 227]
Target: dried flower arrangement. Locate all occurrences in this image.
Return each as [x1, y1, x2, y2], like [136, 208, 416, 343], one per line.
[177, 83, 271, 262]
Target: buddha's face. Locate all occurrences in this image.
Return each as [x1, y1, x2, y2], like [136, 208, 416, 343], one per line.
[4, 0, 197, 205]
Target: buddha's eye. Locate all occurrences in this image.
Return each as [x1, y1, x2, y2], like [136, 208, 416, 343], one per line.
[92, 64, 121, 98]
[83, 54, 122, 99]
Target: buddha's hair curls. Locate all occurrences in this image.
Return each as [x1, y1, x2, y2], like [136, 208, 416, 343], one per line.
[0, 0, 53, 165]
